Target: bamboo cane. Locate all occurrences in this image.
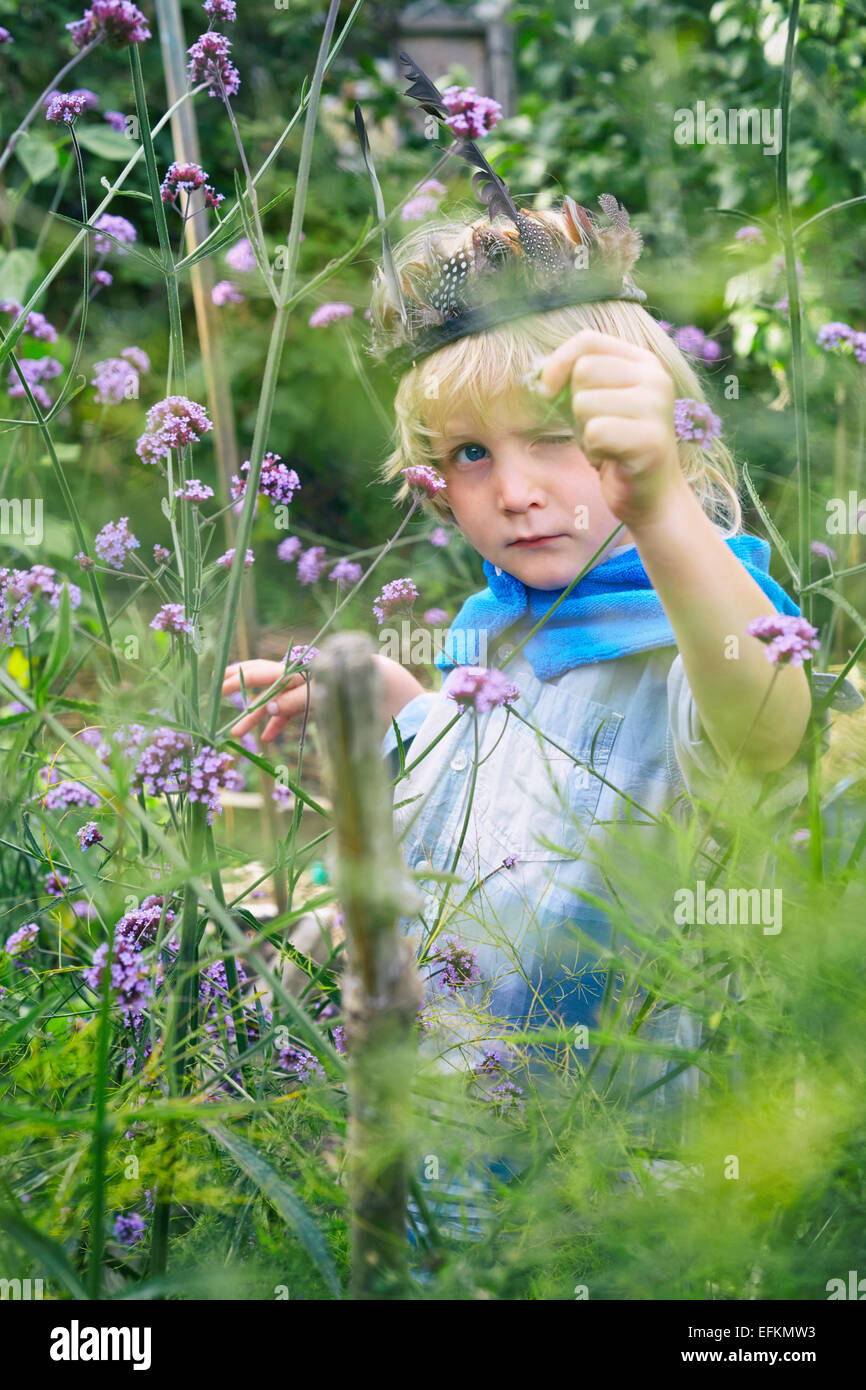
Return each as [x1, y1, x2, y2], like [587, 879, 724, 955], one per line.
[314, 632, 422, 1300]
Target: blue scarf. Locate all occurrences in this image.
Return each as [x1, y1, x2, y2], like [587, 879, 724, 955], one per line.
[434, 534, 800, 682]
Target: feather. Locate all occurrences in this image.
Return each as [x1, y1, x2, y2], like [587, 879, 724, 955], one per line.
[598, 192, 632, 233]
[428, 245, 473, 316]
[562, 195, 597, 251]
[354, 103, 407, 327]
[398, 49, 448, 118]
[515, 210, 569, 272]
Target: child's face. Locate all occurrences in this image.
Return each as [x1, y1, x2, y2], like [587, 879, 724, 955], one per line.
[431, 390, 632, 590]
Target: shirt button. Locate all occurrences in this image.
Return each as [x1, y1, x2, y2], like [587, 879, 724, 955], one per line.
[497, 643, 514, 661]
[449, 750, 468, 772]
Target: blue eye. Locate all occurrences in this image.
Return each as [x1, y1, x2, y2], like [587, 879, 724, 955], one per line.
[452, 442, 488, 466]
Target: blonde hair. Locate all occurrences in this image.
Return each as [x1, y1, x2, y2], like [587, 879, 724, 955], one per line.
[368, 207, 742, 535]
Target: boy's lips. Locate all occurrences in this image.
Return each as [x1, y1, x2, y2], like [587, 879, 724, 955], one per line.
[507, 533, 567, 548]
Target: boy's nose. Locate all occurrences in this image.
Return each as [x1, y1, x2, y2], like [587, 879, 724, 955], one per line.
[494, 447, 546, 511]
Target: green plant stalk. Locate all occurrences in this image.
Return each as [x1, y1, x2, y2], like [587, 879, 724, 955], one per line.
[86, 927, 115, 1299]
[206, 0, 344, 738]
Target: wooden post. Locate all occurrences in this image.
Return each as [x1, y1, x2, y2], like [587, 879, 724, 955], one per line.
[315, 633, 422, 1300]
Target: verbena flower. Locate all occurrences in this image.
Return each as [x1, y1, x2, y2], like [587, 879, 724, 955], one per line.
[45, 870, 70, 897]
[212, 279, 243, 306]
[6, 356, 63, 409]
[78, 727, 111, 761]
[672, 325, 720, 362]
[810, 541, 836, 562]
[0, 566, 80, 642]
[84, 940, 152, 1015]
[113, 1212, 146, 1244]
[423, 607, 449, 625]
[308, 302, 354, 328]
[289, 643, 319, 666]
[150, 603, 195, 636]
[0, 26, 13, 42]
[92, 213, 137, 255]
[70, 87, 100, 109]
[45, 91, 88, 123]
[187, 29, 240, 98]
[104, 109, 127, 131]
[328, 558, 363, 588]
[77, 821, 103, 850]
[131, 730, 240, 823]
[76, 551, 94, 569]
[502, 854, 520, 868]
[372, 577, 418, 624]
[92, 269, 113, 288]
[38, 774, 102, 811]
[401, 195, 441, 222]
[673, 398, 722, 446]
[441, 85, 502, 139]
[121, 345, 150, 372]
[5, 923, 38, 957]
[0, 300, 58, 343]
[446, 665, 520, 714]
[230, 453, 300, 507]
[94, 516, 140, 567]
[115, 894, 176, 949]
[276, 1041, 325, 1084]
[488, 1077, 525, 1113]
[67, 0, 151, 49]
[216, 547, 254, 570]
[402, 464, 447, 498]
[431, 936, 481, 993]
[734, 225, 764, 243]
[136, 395, 212, 464]
[272, 783, 293, 811]
[92, 357, 139, 403]
[746, 614, 820, 667]
[175, 478, 214, 502]
[297, 546, 327, 585]
[203, 0, 236, 20]
[225, 236, 257, 271]
[153, 544, 171, 564]
[277, 536, 302, 562]
[430, 527, 450, 547]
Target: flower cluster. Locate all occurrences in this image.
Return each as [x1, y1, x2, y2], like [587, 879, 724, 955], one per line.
[441, 85, 503, 139]
[230, 453, 301, 508]
[277, 536, 302, 563]
[45, 869, 70, 897]
[4, 923, 38, 957]
[114, 1212, 146, 1245]
[187, 29, 240, 98]
[673, 398, 722, 447]
[446, 666, 520, 714]
[746, 615, 820, 668]
[276, 1041, 325, 1085]
[430, 526, 450, 547]
[297, 546, 327, 586]
[94, 516, 140, 568]
[401, 178, 447, 223]
[402, 464, 447, 498]
[430, 937, 481, 994]
[212, 280, 243, 306]
[288, 643, 320, 667]
[91, 346, 149, 404]
[225, 237, 257, 271]
[308, 302, 354, 328]
[136, 395, 213, 465]
[328, 558, 363, 589]
[817, 321, 866, 363]
[131, 729, 241, 823]
[67, 0, 152, 49]
[159, 161, 223, 209]
[0, 566, 81, 643]
[216, 548, 255, 570]
[104, 110, 127, 132]
[37, 773, 102, 811]
[372, 577, 418, 624]
[667, 324, 721, 362]
[175, 478, 214, 502]
[77, 821, 104, 850]
[45, 91, 88, 124]
[734, 225, 764, 244]
[150, 603, 195, 636]
[0, 299, 59, 341]
[115, 895, 176, 949]
[203, 0, 236, 20]
[6, 355, 63, 410]
[84, 939, 153, 1019]
[92, 213, 137, 256]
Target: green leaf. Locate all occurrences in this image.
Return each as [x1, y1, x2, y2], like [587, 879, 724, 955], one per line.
[0, 248, 39, 305]
[15, 133, 58, 185]
[0, 1209, 88, 1299]
[203, 1123, 341, 1297]
[75, 125, 140, 161]
[36, 583, 71, 699]
[741, 461, 800, 588]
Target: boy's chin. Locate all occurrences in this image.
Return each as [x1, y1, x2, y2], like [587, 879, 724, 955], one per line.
[498, 542, 601, 590]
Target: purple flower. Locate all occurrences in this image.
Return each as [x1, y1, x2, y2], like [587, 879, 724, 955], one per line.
[187, 30, 240, 98]
[216, 547, 254, 570]
[203, 0, 236, 20]
[333, 1024, 346, 1055]
[423, 607, 449, 625]
[289, 643, 319, 667]
[0, 27, 13, 43]
[6, 356, 63, 410]
[212, 279, 243, 306]
[104, 109, 127, 131]
[810, 541, 836, 562]
[70, 899, 96, 922]
[430, 527, 450, 547]
[431, 937, 481, 994]
[446, 666, 520, 714]
[276, 1042, 325, 1084]
[402, 464, 447, 498]
[0, 566, 80, 642]
[475, 1049, 502, 1074]
[372, 577, 418, 624]
[328, 558, 363, 589]
[77, 821, 103, 850]
[92, 357, 138, 404]
[401, 195, 441, 222]
[121, 345, 150, 373]
[272, 783, 293, 812]
[735, 225, 764, 243]
[175, 478, 214, 502]
[75, 552, 94, 570]
[45, 870, 70, 898]
[817, 322, 854, 351]
[502, 854, 519, 868]
[673, 398, 722, 447]
[230, 453, 301, 508]
[135, 396, 212, 464]
[225, 237, 257, 271]
[92, 269, 113, 288]
[277, 536, 302, 562]
[673, 325, 707, 356]
[94, 516, 140, 568]
[78, 727, 111, 762]
[150, 603, 195, 636]
[113, 1212, 146, 1245]
[45, 92, 88, 124]
[297, 546, 327, 586]
[70, 87, 100, 110]
[38, 774, 102, 811]
[5, 923, 38, 957]
[308, 302, 354, 328]
[153, 544, 171, 565]
[116, 895, 176, 949]
[441, 85, 502, 139]
[746, 614, 820, 667]
[488, 1078, 525, 1113]
[85, 940, 152, 1015]
[160, 160, 207, 202]
[92, 213, 137, 256]
[67, 0, 151, 49]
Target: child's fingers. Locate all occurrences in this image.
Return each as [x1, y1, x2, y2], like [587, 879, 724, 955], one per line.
[222, 659, 284, 695]
[535, 330, 649, 401]
[229, 680, 313, 740]
[570, 385, 658, 426]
